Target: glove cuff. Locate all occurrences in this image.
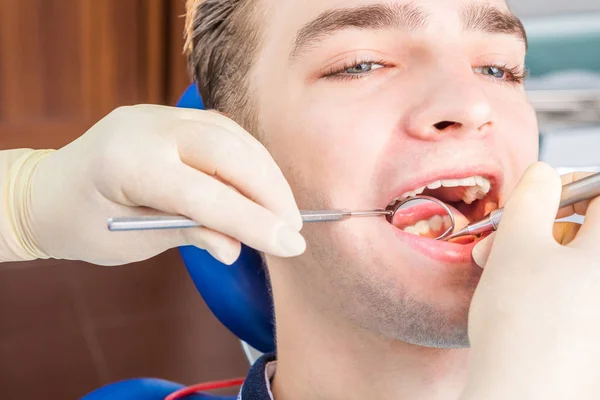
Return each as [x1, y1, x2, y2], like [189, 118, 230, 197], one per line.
[1, 149, 56, 262]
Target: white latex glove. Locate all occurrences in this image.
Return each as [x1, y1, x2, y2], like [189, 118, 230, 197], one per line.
[472, 170, 594, 267]
[460, 162, 600, 400]
[0, 105, 305, 266]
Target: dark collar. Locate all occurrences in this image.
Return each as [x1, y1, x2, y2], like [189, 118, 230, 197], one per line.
[238, 352, 277, 400]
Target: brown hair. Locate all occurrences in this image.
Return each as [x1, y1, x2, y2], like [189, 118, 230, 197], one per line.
[184, 0, 262, 132]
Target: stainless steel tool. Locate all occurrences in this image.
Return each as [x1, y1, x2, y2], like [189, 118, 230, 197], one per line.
[442, 172, 600, 241]
[108, 196, 456, 240]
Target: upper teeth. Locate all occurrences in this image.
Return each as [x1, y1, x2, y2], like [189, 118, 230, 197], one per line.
[390, 176, 492, 205]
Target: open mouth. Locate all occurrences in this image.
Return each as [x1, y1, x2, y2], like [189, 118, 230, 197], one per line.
[386, 175, 500, 244]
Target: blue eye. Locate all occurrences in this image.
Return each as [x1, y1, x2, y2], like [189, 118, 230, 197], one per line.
[476, 66, 506, 79]
[473, 65, 526, 84]
[323, 61, 386, 80]
[344, 62, 382, 74]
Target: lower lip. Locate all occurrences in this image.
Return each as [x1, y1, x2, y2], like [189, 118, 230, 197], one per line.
[384, 220, 489, 264]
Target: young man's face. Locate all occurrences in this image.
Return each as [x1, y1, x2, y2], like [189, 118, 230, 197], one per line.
[252, 0, 538, 347]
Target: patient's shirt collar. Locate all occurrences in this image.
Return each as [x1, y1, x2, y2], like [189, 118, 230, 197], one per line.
[238, 352, 276, 400]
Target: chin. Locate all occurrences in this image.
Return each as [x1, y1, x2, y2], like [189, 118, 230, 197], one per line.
[354, 233, 480, 347]
[293, 216, 481, 348]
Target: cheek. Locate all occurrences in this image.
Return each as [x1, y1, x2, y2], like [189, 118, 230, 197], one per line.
[494, 100, 539, 194]
[263, 93, 398, 207]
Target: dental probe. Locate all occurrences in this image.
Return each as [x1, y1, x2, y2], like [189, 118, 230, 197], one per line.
[107, 209, 392, 231]
[441, 172, 600, 241]
[107, 196, 456, 239]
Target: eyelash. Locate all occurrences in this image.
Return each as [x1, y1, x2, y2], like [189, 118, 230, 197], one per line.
[322, 59, 528, 84]
[477, 64, 529, 84]
[322, 58, 390, 81]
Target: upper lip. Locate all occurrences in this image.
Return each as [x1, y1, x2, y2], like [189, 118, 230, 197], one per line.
[384, 165, 504, 207]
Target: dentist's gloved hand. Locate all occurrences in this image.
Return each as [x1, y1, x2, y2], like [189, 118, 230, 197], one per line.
[0, 105, 305, 266]
[461, 163, 600, 400]
[472, 170, 595, 266]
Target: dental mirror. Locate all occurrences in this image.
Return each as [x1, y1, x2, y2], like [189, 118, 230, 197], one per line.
[107, 195, 455, 239]
[386, 196, 455, 241]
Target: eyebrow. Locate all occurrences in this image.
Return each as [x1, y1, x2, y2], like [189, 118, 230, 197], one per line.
[290, 3, 428, 61]
[462, 4, 528, 49]
[290, 2, 527, 62]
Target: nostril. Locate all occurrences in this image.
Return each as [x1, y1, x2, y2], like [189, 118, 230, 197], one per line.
[434, 121, 459, 130]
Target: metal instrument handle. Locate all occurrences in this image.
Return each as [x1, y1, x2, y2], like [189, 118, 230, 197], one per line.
[108, 216, 200, 231]
[300, 210, 349, 223]
[489, 208, 503, 230]
[488, 172, 600, 231]
[560, 172, 600, 208]
[108, 208, 394, 231]
[108, 210, 352, 231]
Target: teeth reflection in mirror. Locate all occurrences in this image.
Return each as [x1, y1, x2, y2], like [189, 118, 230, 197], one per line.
[429, 215, 443, 231]
[402, 214, 452, 237]
[415, 220, 430, 235]
[443, 215, 451, 228]
[404, 226, 420, 235]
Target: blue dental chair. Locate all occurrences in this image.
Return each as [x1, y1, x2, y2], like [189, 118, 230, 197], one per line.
[82, 85, 273, 400]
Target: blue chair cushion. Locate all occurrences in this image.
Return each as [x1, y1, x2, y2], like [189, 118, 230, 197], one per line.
[177, 84, 205, 109]
[81, 378, 236, 400]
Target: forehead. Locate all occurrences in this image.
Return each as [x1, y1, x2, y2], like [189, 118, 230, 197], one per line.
[261, 0, 514, 53]
[280, 0, 508, 17]
[271, 0, 510, 21]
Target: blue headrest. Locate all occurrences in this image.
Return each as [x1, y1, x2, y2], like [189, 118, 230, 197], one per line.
[177, 84, 275, 353]
[82, 378, 234, 400]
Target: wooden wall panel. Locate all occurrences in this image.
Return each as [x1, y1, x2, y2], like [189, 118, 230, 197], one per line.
[0, 0, 173, 149]
[168, 0, 193, 106]
[0, 1, 246, 399]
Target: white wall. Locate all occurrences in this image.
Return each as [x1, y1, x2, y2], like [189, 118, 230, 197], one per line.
[506, 0, 600, 169]
[508, 0, 600, 17]
[541, 128, 600, 168]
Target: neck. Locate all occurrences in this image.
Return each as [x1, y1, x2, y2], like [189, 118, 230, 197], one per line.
[269, 263, 471, 400]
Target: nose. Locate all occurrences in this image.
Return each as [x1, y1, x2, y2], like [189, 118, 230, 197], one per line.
[404, 76, 494, 141]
